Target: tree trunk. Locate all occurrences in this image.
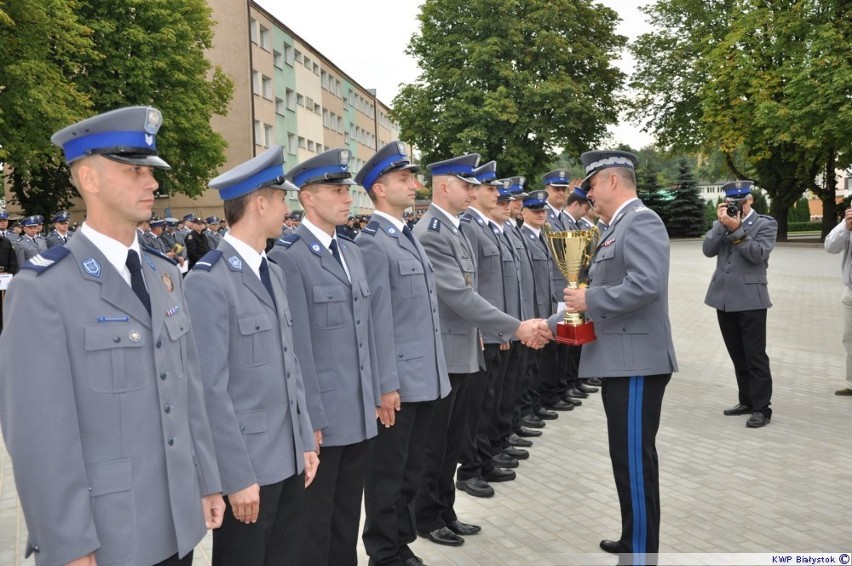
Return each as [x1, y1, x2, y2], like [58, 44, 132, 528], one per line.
[770, 198, 789, 241]
[822, 150, 838, 241]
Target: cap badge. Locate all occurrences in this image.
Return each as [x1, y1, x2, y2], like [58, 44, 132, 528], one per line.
[396, 142, 406, 155]
[144, 109, 162, 134]
[339, 149, 350, 165]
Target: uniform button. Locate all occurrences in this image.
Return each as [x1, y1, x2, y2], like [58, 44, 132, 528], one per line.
[160, 372, 167, 381]
[287, 372, 291, 379]
[356, 320, 360, 325]
[156, 339, 162, 348]
[399, 353, 404, 358]
[255, 324, 260, 330]
[290, 400, 294, 405]
[354, 297, 358, 302]
[360, 365, 364, 370]
[327, 294, 333, 299]
[167, 438, 174, 446]
[164, 404, 171, 413]
[359, 342, 363, 347]
[240, 424, 245, 432]
[113, 336, 121, 343]
[283, 346, 288, 352]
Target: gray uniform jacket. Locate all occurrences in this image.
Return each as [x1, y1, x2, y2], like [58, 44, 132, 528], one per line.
[356, 215, 451, 403]
[702, 211, 776, 312]
[413, 204, 519, 374]
[269, 225, 380, 447]
[460, 209, 511, 344]
[185, 241, 314, 495]
[14, 235, 46, 267]
[520, 225, 554, 319]
[551, 200, 678, 378]
[45, 230, 72, 249]
[504, 221, 532, 321]
[204, 230, 222, 250]
[0, 234, 220, 566]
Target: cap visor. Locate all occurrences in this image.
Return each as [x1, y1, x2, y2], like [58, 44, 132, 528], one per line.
[456, 175, 480, 184]
[579, 172, 594, 190]
[105, 154, 171, 170]
[269, 179, 300, 192]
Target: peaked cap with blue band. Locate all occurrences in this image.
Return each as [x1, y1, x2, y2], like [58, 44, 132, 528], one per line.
[288, 148, 356, 189]
[571, 186, 590, 201]
[209, 145, 298, 200]
[542, 170, 572, 187]
[722, 180, 753, 199]
[474, 161, 501, 186]
[354, 141, 419, 191]
[496, 185, 515, 202]
[523, 190, 548, 209]
[150, 218, 165, 228]
[498, 176, 526, 195]
[0, 211, 9, 220]
[580, 150, 638, 189]
[426, 153, 481, 184]
[51, 106, 170, 169]
[52, 211, 71, 223]
[206, 216, 220, 224]
[21, 216, 43, 226]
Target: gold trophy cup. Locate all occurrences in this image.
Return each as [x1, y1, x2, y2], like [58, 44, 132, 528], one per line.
[543, 224, 598, 345]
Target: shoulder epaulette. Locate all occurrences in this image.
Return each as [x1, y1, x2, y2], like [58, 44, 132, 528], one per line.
[337, 233, 355, 244]
[193, 250, 223, 272]
[460, 213, 472, 223]
[141, 244, 177, 265]
[20, 245, 71, 275]
[428, 217, 442, 232]
[275, 233, 301, 249]
[361, 221, 379, 236]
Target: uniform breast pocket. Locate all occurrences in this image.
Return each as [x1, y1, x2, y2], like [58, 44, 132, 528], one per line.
[312, 285, 347, 330]
[479, 245, 500, 274]
[590, 244, 616, 282]
[397, 259, 426, 298]
[237, 314, 274, 367]
[84, 324, 150, 393]
[164, 310, 191, 367]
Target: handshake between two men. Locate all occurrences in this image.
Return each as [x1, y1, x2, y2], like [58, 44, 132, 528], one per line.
[515, 286, 582, 349]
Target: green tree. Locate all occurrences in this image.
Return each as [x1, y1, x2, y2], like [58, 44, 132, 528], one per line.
[393, 0, 627, 187]
[636, 157, 671, 225]
[1, 0, 233, 216]
[629, 0, 852, 241]
[666, 158, 706, 237]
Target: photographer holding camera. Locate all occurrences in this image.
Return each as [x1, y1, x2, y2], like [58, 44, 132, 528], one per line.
[703, 180, 778, 428]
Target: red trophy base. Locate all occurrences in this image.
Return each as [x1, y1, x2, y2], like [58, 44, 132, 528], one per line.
[555, 321, 597, 346]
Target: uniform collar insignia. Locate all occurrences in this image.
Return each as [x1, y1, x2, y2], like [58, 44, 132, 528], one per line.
[386, 225, 398, 236]
[475, 217, 484, 225]
[82, 258, 101, 277]
[227, 255, 242, 271]
[310, 242, 323, 256]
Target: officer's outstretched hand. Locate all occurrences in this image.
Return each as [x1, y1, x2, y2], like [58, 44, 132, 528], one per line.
[516, 319, 552, 349]
[202, 493, 226, 529]
[304, 451, 319, 488]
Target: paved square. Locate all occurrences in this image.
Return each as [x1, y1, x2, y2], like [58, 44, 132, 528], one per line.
[2, 239, 850, 564]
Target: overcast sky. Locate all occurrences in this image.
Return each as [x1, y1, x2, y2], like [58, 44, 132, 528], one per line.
[256, 0, 657, 149]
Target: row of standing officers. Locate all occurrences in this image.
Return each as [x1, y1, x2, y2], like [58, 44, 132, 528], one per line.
[0, 105, 679, 566]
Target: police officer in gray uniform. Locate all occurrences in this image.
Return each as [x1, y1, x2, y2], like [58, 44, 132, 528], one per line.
[703, 180, 777, 428]
[0, 106, 224, 566]
[205, 216, 223, 249]
[561, 150, 677, 560]
[15, 215, 47, 267]
[185, 146, 318, 564]
[269, 147, 381, 566]
[45, 211, 73, 248]
[355, 141, 451, 566]
[413, 154, 549, 547]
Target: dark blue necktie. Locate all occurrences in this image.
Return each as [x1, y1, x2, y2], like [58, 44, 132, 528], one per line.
[329, 238, 344, 268]
[125, 250, 151, 316]
[259, 257, 277, 311]
[402, 225, 417, 247]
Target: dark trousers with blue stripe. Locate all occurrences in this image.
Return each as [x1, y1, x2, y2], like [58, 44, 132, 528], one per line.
[601, 373, 671, 558]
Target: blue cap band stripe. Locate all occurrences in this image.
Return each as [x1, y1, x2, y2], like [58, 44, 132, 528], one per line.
[477, 171, 496, 182]
[362, 153, 407, 190]
[293, 164, 349, 188]
[431, 163, 476, 177]
[216, 164, 286, 200]
[62, 131, 156, 162]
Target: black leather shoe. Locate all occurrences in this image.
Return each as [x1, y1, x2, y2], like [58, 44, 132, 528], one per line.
[482, 466, 516, 482]
[455, 476, 494, 497]
[419, 526, 464, 546]
[577, 383, 599, 394]
[584, 377, 602, 386]
[492, 453, 519, 468]
[565, 387, 589, 399]
[561, 396, 582, 406]
[508, 433, 533, 447]
[600, 539, 630, 554]
[503, 446, 529, 460]
[723, 403, 753, 416]
[520, 415, 546, 428]
[534, 407, 558, 420]
[547, 400, 575, 411]
[746, 412, 770, 428]
[836, 388, 852, 396]
[402, 557, 425, 566]
[447, 519, 481, 536]
[515, 425, 543, 437]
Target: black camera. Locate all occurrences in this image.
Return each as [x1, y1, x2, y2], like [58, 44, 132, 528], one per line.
[726, 200, 743, 218]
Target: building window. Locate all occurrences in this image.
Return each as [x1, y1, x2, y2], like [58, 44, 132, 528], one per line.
[287, 133, 297, 155]
[259, 26, 270, 50]
[286, 88, 296, 111]
[305, 96, 314, 110]
[298, 136, 306, 149]
[297, 94, 305, 107]
[295, 50, 303, 63]
[308, 140, 315, 152]
[304, 56, 312, 69]
[265, 124, 273, 147]
[321, 71, 329, 90]
[284, 44, 294, 65]
[313, 62, 320, 76]
[344, 132, 350, 144]
[249, 18, 258, 44]
[273, 50, 283, 69]
[322, 109, 330, 128]
[275, 98, 285, 115]
[313, 103, 321, 116]
[261, 76, 272, 99]
[254, 120, 271, 147]
[251, 71, 260, 95]
[335, 80, 342, 98]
